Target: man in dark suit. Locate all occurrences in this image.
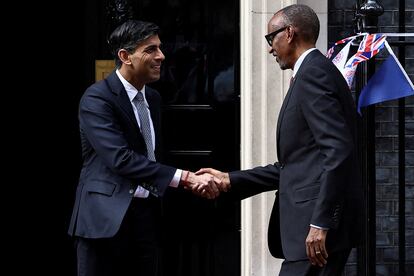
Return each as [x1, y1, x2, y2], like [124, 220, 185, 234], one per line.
[68, 20, 220, 276]
[197, 4, 362, 275]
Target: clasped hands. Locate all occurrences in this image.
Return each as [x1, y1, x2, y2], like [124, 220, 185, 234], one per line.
[180, 168, 230, 199]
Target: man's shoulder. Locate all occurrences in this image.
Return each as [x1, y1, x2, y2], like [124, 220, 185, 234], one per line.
[304, 50, 343, 78]
[307, 50, 335, 67]
[82, 79, 109, 97]
[79, 77, 118, 109]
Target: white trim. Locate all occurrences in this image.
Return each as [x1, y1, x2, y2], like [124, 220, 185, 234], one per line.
[240, 0, 253, 274]
[385, 40, 414, 89]
[380, 33, 414, 36]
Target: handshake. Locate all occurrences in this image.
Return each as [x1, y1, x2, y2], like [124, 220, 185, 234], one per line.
[180, 168, 231, 199]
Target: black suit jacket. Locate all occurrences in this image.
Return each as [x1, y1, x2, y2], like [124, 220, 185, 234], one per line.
[68, 71, 176, 239]
[230, 50, 362, 261]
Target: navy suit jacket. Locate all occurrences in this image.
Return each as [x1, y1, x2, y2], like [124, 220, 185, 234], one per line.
[68, 71, 176, 239]
[229, 50, 362, 261]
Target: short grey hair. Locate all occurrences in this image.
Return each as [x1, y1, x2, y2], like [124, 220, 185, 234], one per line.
[278, 4, 319, 44]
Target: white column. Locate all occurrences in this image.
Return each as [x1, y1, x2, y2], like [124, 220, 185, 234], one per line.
[298, 0, 328, 53]
[239, 0, 327, 275]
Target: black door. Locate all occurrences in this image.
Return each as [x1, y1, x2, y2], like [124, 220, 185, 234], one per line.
[138, 1, 241, 275]
[79, 0, 241, 275]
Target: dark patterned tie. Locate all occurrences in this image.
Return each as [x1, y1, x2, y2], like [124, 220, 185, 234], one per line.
[134, 92, 156, 161]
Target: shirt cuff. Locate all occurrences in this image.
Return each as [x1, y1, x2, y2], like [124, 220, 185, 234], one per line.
[134, 186, 150, 198]
[169, 169, 182, 188]
[310, 224, 329, 230]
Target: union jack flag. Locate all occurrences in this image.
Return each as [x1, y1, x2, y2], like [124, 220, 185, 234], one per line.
[345, 34, 386, 68]
[326, 35, 358, 59]
[339, 34, 387, 87]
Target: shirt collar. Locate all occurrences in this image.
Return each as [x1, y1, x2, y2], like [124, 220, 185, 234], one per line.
[292, 48, 317, 78]
[116, 69, 148, 107]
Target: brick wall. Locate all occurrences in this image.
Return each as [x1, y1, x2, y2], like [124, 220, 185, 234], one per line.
[328, 0, 414, 275]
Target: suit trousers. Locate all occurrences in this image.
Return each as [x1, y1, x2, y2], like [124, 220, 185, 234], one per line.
[76, 197, 159, 276]
[279, 248, 351, 276]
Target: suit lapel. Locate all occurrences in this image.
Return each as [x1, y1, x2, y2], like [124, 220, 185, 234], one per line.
[276, 50, 320, 160]
[105, 71, 141, 133]
[276, 80, 295, 160]
[106, 72, 161, 155]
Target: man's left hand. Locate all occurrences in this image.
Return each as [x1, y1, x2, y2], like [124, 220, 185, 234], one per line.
[305, 226, 328, 267]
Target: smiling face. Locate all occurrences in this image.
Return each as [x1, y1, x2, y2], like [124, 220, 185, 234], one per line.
[119, 34, 165, 89]
[267, 13, 295, 70]
[131, 34, 165, 83]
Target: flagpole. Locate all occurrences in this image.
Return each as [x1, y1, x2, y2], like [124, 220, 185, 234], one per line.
[397, 1, 406, 275]
[355, 1, 383, 276]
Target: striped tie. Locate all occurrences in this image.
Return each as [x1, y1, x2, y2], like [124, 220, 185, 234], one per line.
[134, 92, 156, 161]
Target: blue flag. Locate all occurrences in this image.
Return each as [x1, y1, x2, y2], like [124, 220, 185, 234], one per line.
[358, 54, 414, 114]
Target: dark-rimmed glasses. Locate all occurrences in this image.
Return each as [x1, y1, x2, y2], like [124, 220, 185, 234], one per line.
[265, 26, 288, 47]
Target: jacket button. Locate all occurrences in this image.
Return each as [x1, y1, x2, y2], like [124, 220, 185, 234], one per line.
[129, 189, 134, 194]
[280, 163, 285, 169]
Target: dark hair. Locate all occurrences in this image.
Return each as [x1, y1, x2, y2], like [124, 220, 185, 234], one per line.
[108, 20, 160, 68]
[278, 4, 319, 44]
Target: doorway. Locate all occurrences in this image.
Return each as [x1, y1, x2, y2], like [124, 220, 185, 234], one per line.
[80, 0, 241, 275]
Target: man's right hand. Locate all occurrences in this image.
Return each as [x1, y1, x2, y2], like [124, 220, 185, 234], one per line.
[180, 171, 220, 199]
[195, 168, 231, 192]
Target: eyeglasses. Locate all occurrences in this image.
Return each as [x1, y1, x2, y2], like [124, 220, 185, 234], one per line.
[265, 26, 288, 47]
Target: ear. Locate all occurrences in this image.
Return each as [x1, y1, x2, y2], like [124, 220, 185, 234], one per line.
[118, 49, 132, 65]
[286, 26, 295, 43]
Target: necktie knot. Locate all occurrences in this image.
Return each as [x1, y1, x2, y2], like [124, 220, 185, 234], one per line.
[135, 92, 144, 101]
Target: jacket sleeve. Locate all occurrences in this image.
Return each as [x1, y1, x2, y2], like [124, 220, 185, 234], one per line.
[228, 163, 280, 200]
[298, 65, 354, 229]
